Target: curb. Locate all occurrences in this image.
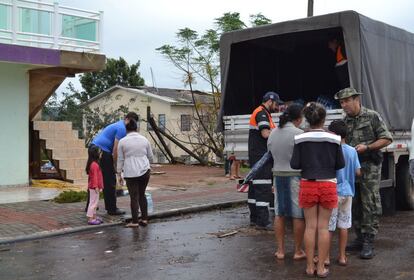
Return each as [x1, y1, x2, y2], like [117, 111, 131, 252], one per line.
[0, 199, 246, 245]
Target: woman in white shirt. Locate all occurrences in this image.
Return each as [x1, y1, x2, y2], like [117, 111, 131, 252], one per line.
[117, 119, 153, 227]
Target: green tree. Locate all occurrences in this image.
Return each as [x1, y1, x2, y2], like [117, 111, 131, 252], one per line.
[76, 57, 145, 102]
[250, 13, 272, 27]
[42, 83, 83, 135]
[156, 12, 271, 159]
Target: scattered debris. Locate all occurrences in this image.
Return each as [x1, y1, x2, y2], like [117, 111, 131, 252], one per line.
[104, 250, 112, 254]
[151, 171, 166, 175]
[167, 187, 187, 191]
[95, 231, 104, 235]
[208, 230, 239, 238]
[218, 230, 238, 238]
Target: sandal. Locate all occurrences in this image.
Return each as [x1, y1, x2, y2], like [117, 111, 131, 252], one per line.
[88, 219, 102, 225]
[313, 256, 330, 266]
[317, 268, 329, 278]
[293, 250, 306, 260]
[138, 219, 148, 227]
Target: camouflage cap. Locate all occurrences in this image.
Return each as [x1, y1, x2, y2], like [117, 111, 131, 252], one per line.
[334, 87, 363, 100]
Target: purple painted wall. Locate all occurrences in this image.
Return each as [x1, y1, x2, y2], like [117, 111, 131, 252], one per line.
[0, 43, 60, 66]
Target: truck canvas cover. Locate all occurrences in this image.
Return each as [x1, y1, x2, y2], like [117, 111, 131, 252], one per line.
[219, 11, 414, 131]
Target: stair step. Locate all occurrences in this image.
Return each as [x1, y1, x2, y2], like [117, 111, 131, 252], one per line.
[39, 130, 79, 140]
[35, 121, 88, 184]
[57, 158, 88, 169]
[52, 148, 87, 158]
[34, 121, 73, 131]
[45, 139, 85, 149]
[64, 168, 87, 180]
[72, 179, 88, 187]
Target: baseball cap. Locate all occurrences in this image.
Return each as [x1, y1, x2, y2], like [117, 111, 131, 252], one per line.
[262, 91, 284, 104]
[334, 87, 363, 100]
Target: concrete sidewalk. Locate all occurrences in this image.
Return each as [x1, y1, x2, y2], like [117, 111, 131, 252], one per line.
[0, 183, 246, 244]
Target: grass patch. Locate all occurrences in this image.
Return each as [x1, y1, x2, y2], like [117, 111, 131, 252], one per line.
[207, 181, 216, 185]
[240, 166, 251, 174]
[53, 190, 103, 203]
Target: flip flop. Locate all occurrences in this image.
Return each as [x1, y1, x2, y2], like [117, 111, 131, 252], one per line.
[274, 251, 285, 260]
[293, 252, 307, 260]
[313, 256, 330, 266]
[138, 219, 149, 227]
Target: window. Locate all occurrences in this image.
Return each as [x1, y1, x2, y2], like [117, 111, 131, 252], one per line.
[21, 8, 51, 35]
[199, 114, 210, 131]
[158, 114, 166, 132]
[62, 15, 97, 41]
[181, 114, 191, 131]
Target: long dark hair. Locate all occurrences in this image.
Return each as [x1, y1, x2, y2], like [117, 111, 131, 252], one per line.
[279, 104, 303, 128]
[303, 102, 326, 127]
[126, 118, 137, 132]
[86, 145, 101, 175]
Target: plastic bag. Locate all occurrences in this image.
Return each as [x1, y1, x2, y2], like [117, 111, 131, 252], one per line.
[146, 192, 154, 213]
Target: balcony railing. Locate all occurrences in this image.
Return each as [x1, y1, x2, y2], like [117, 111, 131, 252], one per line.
[0, 0, 102, 53]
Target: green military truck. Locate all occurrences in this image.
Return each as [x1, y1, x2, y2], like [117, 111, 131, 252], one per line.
[219, 11, 414, 212]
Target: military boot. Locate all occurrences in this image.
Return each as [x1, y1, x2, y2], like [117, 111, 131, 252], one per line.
[346, 232, 363, 251]
[360, 234, 375, 259]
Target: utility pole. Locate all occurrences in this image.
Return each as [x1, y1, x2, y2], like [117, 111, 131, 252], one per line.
[307, 0, 314, 17]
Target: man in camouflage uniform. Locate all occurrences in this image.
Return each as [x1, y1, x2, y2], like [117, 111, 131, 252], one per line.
[335, 88, 393, 259]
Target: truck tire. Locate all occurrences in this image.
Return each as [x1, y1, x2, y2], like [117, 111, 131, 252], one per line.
[395, 156, 414, 210]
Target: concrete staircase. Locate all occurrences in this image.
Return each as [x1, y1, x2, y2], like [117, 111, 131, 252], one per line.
[33, 121, 88, 186]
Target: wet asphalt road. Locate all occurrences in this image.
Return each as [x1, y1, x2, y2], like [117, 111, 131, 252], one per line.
[0, 207, 413, 280]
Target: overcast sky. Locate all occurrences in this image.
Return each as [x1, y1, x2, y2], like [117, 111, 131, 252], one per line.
[56, 0, 414, 93]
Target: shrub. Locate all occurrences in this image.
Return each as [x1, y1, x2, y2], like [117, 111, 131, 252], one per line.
[53, 190, 88, 203]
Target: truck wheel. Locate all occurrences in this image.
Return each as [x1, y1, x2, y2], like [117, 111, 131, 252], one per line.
[395, 156, 414, 210]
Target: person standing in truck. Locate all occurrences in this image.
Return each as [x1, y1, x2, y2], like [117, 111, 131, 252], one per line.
[335, 87, 393, 259]
[328, 37, 350, 89]
[248, 91, 283, 230]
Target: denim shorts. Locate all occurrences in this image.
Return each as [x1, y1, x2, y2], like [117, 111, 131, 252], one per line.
[274, 176, 304, 219]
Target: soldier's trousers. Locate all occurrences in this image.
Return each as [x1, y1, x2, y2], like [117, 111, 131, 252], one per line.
[353, 162, 382, 236]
